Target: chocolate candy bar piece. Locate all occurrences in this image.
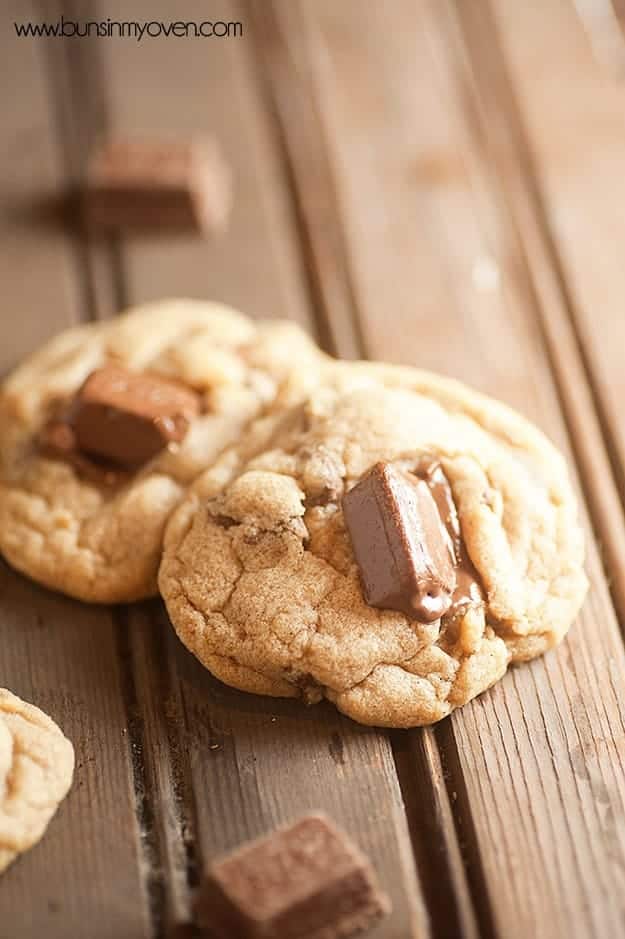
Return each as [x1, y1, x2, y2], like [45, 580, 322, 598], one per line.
[195, 813, 390, 939]
[40, 418, 123, 486]
[71, 364, 200, 469]
[342, 461, 456, 623]
[84, 137, 232, 234]
[415, 457, 483, 609]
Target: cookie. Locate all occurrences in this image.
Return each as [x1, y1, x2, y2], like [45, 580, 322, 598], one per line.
[0, 300, 327, 603]
[159, 364, 588, 727]
[0, 689, 74, 872]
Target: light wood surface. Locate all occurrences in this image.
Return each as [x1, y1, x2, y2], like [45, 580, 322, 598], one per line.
[2, 1, 625, 937]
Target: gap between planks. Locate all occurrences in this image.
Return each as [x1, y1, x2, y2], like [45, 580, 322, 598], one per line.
[37, 0, 113, 323]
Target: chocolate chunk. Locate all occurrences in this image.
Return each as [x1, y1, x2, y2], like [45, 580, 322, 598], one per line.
[194, 813, 390, 939]
[342, 461, 457, 623]
[40, 418, 123, 486]
[70, 365, 200, 469]
[84, 137, 232, 234]
[414, 457, 483, 609]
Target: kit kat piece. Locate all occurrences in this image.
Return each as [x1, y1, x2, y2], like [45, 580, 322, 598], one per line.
[84, 137, 232, 234]
[71, 364, 200, 469]
[195, 813, 390, 939]
[342, 461, 457, 623]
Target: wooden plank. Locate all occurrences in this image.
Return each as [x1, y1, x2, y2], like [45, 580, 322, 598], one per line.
[0, 6, 151, 938]
[483, 0, 625, 482]
[258, 1, 625, 936]
[99, 0, 317, 330]
[66, 1, 428, 935]
[392, 727, 480, 939]
[479, 0, 625, 616]
[171, 629, 428, 939]
[0, 1, 81, 375]
[452, 0, 625, 625]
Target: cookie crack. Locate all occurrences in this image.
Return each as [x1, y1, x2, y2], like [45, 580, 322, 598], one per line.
[176, 563, 245, 628]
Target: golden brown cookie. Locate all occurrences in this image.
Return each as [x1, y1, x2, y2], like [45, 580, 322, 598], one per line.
[0, 689, 74, 873]
[0, 300, 327, 602]
[159, 364, 588, 727]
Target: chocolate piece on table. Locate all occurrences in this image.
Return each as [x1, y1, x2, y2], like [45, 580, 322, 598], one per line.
[342, 461, 457, 623]
[69, 364, 201, 469]
[84, 137, 232, 234]
[194, 813, 390, 939]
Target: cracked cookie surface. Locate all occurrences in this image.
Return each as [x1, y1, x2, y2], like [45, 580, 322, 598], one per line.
[0, 299, 327, 602]
[159, 364, 588, 727]
[0, 689, 74, 872]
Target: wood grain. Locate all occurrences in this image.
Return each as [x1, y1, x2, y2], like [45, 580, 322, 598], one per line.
[485, 0, 625, 506]
[454, 0, 625, 625]
[391, 727, 480, 939]
[0, 1, 80, 375]
[259, 1, 625, 936]
[0, 5, 150, 937]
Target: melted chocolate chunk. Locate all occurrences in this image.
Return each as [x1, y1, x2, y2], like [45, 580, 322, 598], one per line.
[71, 365, 200, 469]
[414, 457, 483, 610]
[342, 462, 456, 623]
[194, 814, 390, 939]
[40, 419, 124, 486]
[40, 364, 201, 478]
[343, 459, 483, 624]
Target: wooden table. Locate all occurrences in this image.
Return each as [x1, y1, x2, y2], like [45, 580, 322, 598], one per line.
[3, 1, 625, 936]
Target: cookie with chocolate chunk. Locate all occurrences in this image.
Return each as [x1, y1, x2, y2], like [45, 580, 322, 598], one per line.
[0, 300, 327, 602]
[159, 364, 588, 727]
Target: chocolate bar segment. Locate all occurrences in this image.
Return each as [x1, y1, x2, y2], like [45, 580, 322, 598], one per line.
[40, 418, 123, 486]
[84, 137, 232, 234]
[70, 364, 200, 469]
[414, 457, 483, 609]
[195, 813, 390, 939]
[342, 461, 456, 622]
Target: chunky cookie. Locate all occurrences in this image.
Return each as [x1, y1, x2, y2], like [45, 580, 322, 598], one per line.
[0, 689, 74, 872]
[159, 364, 588, 727]
[0, 300, 326, 602]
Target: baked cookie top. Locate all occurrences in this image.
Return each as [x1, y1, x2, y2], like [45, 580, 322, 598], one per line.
[159, 364, 588, 727]
[0, 300, 326, 603]
[0, 689, 74, 873]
